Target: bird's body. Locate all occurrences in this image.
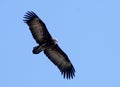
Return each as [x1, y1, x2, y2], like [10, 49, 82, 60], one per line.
[23, 11, 75, 79]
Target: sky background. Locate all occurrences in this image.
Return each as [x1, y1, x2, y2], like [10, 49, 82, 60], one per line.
[0, 0, 120, 87]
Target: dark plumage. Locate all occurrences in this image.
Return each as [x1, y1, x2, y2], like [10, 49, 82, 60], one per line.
[23, 11, 75, 79]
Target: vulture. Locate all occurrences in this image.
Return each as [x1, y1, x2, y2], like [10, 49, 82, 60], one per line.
[23, 11, 75, 79]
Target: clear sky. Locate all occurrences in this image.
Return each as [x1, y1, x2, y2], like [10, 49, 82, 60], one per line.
[0, 0, 120, 87]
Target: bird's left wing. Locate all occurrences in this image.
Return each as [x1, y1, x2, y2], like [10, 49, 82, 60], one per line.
[44, 44, 75, 79]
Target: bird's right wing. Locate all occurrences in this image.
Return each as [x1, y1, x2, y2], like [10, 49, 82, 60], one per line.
[23, 11, 52, 44]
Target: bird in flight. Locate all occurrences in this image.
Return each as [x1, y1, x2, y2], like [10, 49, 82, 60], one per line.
[23, 11, 75, 79]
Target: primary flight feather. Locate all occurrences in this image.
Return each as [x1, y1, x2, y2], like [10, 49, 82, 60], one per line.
[23, 11, 75, 79]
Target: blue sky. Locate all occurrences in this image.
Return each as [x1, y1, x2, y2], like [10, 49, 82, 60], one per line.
[0, 0, 120, 87]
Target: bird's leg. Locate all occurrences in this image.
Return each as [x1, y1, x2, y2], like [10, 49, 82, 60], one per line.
[32, 45, 41, 54]
[32, 43, 47, 54]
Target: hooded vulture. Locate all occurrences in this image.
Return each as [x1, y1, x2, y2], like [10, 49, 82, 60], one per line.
[23, 11, 75, 79]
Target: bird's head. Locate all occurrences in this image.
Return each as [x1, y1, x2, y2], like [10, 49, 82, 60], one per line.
[52, 38, 58, 44]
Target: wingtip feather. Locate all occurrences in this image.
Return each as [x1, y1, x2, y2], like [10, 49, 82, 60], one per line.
[23, 11, 38, 23]
[61, 65, 75, 79]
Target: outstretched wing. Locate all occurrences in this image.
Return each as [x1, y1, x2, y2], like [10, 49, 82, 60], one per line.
[44, 44, 75, 79]
[23, 11, 52, 44]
